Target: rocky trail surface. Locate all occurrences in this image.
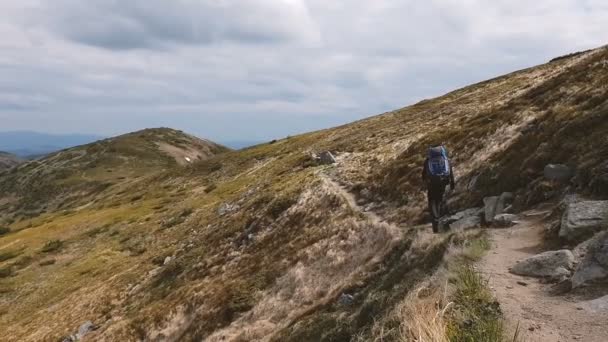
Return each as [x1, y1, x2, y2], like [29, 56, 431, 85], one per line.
[480, 216, 608, 342]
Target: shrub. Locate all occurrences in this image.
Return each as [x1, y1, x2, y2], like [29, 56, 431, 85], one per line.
[40, 240, 64, 253]
[0, 226, 10, 236]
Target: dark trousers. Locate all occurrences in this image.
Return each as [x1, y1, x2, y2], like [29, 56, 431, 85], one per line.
[427, 182, 447, 221]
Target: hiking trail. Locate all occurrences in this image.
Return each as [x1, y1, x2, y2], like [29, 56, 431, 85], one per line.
[479, 217, 608, 342]
[320, 173, 388, 227]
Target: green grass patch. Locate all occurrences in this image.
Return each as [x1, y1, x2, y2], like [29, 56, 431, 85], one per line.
[446, 234, 506, 342]
[462, 236, 491, 262]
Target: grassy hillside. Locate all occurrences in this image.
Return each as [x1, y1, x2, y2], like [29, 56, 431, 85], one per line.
[1, 46, 607, 341]
[0, 128, 229, 225]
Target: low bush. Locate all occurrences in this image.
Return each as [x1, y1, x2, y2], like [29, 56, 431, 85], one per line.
[40, 240, 64, 253]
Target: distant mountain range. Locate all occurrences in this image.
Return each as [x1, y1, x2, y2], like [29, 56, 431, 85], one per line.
[0, 131, 104, 158]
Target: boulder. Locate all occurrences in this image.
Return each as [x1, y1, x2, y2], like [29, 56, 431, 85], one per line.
[483, 196, 499, 223]
[493, 214, 519, 228]
[483, 192, 514, 224]
[510, 250, 575, 280]
[581, 294, 608, 313]
[438, 208, 483, 231]
[544, 164, 573, 182]
[559, 201, 608, 242]
[450, 216, 482, 231]
[572, 231, 608, 288]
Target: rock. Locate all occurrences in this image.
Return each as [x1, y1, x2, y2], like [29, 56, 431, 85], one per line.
[510, 250, 575, 280]
[317, 151, 337, 165]
[581, 294, 608, 313]
[492, 214, 519, 228]
[483, 192, 514, 224]
[544, 164, 573, 182]
[517, 281, 529, 286]
[450, 216, 482, 231]
[483, 196, 499, 223]
[77, 321, 98, 339]
[163, 256, 173, 265]
[360, 188, 372, 200]
[61, 321, 98, 341]
[572, 231, 608, 288]
[438, 208, 483, 231]
[218, 203, 240, 216]
[550, 278, 573, 295]
[559, 201, 608, 242]
[338, 293, 354, 306]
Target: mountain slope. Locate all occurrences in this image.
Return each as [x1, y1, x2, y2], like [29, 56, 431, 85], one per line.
[0, 128, 229, 222]
[1, 46, 607, 341]
[0, 152, 22, 172]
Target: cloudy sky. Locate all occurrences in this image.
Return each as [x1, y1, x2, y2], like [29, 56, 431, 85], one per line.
[1, 0, 607, 143]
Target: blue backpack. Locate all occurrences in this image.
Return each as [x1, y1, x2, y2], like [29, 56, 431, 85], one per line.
[427, 146, 451, 179]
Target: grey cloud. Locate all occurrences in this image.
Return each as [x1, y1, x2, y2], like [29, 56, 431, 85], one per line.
[0, 0, 607, 143]
[43, 0, 320, 50]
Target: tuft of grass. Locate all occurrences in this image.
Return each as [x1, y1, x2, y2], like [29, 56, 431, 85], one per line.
[40, 240, 64, 253]
[462, 236, 491, 262]
[447, 264, 503, 342]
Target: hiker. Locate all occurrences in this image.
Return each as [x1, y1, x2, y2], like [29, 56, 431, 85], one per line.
[421, 144, 455, 233]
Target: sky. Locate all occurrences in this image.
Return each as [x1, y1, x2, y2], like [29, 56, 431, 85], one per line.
[0, 0, 607, 144]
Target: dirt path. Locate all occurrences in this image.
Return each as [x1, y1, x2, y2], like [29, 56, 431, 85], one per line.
[479, 218, 608, 342]
[320, 174, 387, 226]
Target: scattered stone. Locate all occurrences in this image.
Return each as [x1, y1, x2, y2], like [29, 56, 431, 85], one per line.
[218, 203, 240, 216]
[559, 200, 608, 242]
[77, 321, 98, 339]
[506, 285, 514, 289]
[338, 293, 354, 306]
[544, 164, 573, 182]
[510, 250, 575, 280]
[61, 321, 98, 341]
[492, 214, 519, 228]
[517, 281, 529, 286]
[163, 256, 173, 265]
[572, 231, 608, 288]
